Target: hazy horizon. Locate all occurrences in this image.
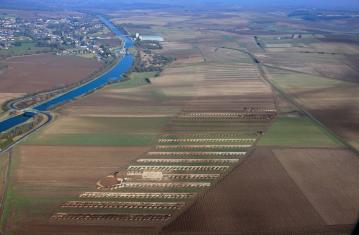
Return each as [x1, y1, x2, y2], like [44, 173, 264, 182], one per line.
[1, 0, 359, 10]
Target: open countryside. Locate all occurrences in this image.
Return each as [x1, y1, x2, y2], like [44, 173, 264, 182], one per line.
[0, 1, 358, 235]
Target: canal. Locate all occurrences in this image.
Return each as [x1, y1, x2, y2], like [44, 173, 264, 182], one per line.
[0, 16, 134, 134]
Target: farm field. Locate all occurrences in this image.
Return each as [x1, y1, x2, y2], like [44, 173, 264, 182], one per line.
[43, 32, 276, 233]
[258, 116, 343, 147]
[259, 41, 359, 83]
[162, 147, 359, 235]
[0, 29, 201, 234]
[0, 152, 10, 221]
[1, 145, 150, 235]
[25, 116, 169, 146]
[273, 148, 359, 225]
[1, 12, 279, 233]
[265, 68, 359, 151]
[1, 6, 359, 235]
[0, 54, 102, 93]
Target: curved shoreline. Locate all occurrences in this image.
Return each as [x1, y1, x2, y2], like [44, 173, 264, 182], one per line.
[0, 16, 134, 154]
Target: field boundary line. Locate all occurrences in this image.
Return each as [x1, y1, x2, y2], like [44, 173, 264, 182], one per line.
[0, 150, 12, 233]
[222, 46, 358, 156]
[263, 63, 359, 85]
[259, 62, 359, 156]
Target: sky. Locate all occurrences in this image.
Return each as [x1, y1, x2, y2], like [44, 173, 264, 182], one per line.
[1, 0, 359, 10]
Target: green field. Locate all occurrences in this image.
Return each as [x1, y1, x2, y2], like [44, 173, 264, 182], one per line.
[113, 71, 158, 88]
[269, 72, 343, 92]
[259, 116, 343, 147]
[1, 184, 77, 234]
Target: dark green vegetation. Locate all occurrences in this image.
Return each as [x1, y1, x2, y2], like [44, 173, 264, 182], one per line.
[115, 72, 158, 88]
[133, 50, 173, 73]
[0, 41, 53, 58]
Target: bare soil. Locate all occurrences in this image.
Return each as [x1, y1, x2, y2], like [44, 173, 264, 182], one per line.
[162, 147, 357, 235]
[273, 148, 359, 225]
[15, 145, 148, 187]
[0, 54, 102, 93]
[4, 145, 149, 234]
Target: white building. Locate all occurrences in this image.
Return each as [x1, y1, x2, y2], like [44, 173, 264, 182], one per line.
[138, 35, 164, 42]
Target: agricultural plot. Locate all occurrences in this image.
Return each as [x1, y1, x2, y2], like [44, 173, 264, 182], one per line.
[0, 54, 102, 93]
[0, 152, 10, 217]
[162, 147, 359, 235]
[50, 212, 172, 225]
[5, 8, 358, 235]
[46, 39, 276, 231]
[266, 68, 359, 150]
[136, 159, 239, 164]
[60, 201, 185, 211]
[273, 148, 359, 225]
[25, 116, 169, 146]
[79, 192, 197, 200]
[0, 145, 149, 235]
[259, 116, 343, 147]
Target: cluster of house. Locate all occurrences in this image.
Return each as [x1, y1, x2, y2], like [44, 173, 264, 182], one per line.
[0, 15, 117, 61]
[0, 16, 17, 48]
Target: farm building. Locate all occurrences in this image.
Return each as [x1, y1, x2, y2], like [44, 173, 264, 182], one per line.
[137, 34, 164, 42]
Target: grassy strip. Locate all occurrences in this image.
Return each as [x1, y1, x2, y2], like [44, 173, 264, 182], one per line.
[112, 72, 158, 88]
[0, 186, 30, 231]
[0, 150, 16, 232]
[0, 138, 13, 150]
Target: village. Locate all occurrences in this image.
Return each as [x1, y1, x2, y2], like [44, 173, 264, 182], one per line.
[0, 14, 118, 62]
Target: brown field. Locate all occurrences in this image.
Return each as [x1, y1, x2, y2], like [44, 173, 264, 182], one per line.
[162, 147, 358, 235]
[0, 54, 102, 93]
[261, 52, 359, 83]
[273, 148, 359, 225]
[15, 145, 148, 184]
[3, 145, 149, 235]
